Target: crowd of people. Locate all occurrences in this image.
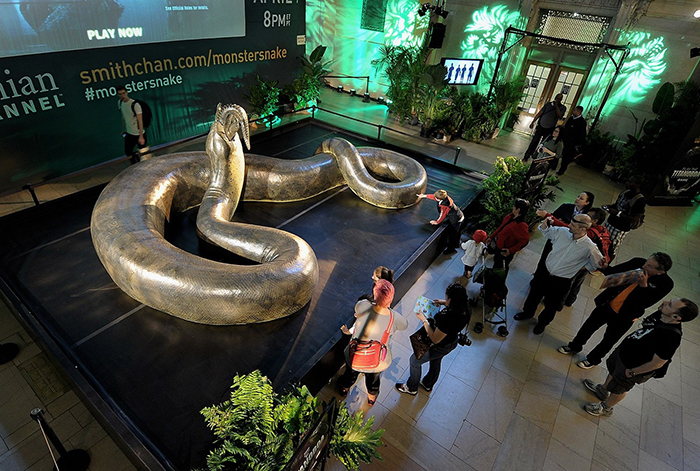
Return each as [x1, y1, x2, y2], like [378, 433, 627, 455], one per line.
[332, 99, 696, 420]
[336, 177, 697, 419]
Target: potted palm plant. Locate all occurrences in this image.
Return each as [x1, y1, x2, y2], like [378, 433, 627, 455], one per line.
[286, 45, 332, 110]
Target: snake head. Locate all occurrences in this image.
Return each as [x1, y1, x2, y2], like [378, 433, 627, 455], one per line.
[215, 103, 251, 150]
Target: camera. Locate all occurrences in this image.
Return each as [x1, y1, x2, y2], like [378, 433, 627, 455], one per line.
[457, 332, 471, 346]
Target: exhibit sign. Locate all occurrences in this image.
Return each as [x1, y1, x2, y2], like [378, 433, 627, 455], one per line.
[653, 143, 700, 205]
[283, 399, 337, 471]
[0, 0, 305, 194]
[522, 157, 553, 198]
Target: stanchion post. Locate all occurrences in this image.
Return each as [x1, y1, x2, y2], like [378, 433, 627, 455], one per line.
[454, 146, 462, 165]
[0, 342, 20, 364]
[30, 408, 90, 471]
[22, 184, 40, 206]
[377, 125, 382, 141]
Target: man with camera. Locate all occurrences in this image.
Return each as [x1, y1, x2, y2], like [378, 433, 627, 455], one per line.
[514, 214, 605, 334]
[523, 93, 567, 161]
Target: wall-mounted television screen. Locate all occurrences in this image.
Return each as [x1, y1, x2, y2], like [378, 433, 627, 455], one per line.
[441, 58, 484, 86]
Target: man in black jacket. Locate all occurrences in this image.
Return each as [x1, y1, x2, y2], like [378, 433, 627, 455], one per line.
[558, 252, 673, 368]
[556, 105, 587, 176]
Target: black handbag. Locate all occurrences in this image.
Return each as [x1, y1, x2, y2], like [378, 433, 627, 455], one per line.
[409, 326, 432, 359]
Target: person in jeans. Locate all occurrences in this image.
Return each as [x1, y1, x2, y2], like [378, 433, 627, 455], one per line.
[582, 298, 697, 417]
[338, 279, 408, 405]
[395, 283, 470, 395]
[558, 253, 673, 369]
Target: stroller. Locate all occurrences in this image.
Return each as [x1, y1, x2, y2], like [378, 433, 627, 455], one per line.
[470, 264, 509, 337]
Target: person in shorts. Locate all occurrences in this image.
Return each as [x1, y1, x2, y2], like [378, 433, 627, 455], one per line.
[582, 297, 697, 417]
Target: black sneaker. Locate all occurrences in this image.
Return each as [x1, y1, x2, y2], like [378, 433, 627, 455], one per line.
[577, 359, 597, 369]
[533, 323, 546, 335]
[558, 345, 575, 355]
[443, 248, 457, 255]
[419, 381, 433, 392]
[395, 383, 417, 395]
[514, 311, 534, 321]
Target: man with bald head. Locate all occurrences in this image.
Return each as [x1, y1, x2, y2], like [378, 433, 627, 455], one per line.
[524, 93, 567, 161]
[515, 213, 606, 334]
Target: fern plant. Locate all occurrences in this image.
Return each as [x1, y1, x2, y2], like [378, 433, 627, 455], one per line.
[244, 74, 281, 121]
[197, 370, 384, 471]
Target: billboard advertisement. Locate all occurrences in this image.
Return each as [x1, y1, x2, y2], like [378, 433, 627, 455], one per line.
[0, 0, 304, 194]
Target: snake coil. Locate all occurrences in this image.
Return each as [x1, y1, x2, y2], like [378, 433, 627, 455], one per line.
[91, 104, 427, 324]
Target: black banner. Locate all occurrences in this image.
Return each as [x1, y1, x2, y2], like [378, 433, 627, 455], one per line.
[522, 157, 553, 197]
[284, 399, 337, 471]
[0, 1, 304, 194]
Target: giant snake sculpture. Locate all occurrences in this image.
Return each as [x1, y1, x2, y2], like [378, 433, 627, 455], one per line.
[91, 104, 427, 325]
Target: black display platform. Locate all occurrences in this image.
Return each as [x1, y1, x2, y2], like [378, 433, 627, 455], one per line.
[0, 122, 483, 470]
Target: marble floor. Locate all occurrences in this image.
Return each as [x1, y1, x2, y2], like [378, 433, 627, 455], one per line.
[2, 88, 700, 471]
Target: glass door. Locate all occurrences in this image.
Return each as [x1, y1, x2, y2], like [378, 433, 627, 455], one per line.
[513, 62, 587, 133]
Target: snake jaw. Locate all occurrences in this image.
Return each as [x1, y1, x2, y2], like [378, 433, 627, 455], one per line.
[215, 103, 250, 150]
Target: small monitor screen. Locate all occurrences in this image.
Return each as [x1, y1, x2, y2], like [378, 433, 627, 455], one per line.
[441, 58, 483, 86]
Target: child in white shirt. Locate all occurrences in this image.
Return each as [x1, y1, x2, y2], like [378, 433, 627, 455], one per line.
[461, 229, 487, 278]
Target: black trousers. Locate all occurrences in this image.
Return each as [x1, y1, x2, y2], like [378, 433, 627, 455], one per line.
[522, 266, 573, 327]
[568, 304, 635, 365]
[445, 220, 464, 250]
[557, 144, 578, 175]
[492, 250, 515, 271]
[563, 269, 588, 306]
[338, 363, 382, 395]
[124, 133, 148, 164]
[524, 124, 555, 159]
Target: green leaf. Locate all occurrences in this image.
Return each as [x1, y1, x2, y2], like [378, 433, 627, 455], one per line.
[652, 82, 674, 115]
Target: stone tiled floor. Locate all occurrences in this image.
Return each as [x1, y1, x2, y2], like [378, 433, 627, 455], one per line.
[2, 89, 700, 470]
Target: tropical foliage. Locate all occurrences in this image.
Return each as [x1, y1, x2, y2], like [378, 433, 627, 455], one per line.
[607, 80, 700, 185]
[198, 370, 384, 471]
[244, 74, 281, 120]
[479, 156, 562, 231]
[286, 45, 332, 109]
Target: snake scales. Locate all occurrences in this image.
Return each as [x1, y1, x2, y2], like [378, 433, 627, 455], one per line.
[91, 104, 428, 324]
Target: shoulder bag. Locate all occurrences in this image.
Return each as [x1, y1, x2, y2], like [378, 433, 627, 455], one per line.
[348, 310, 394, 370]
